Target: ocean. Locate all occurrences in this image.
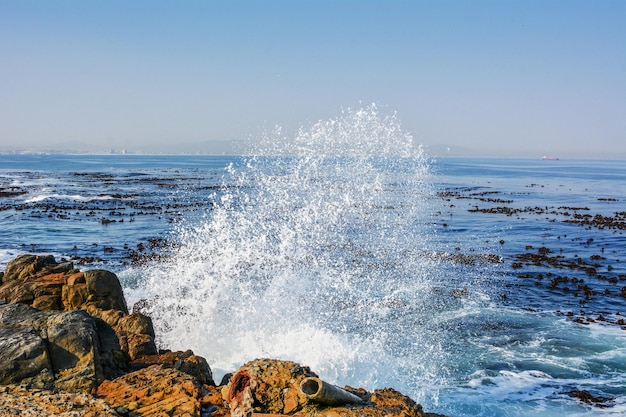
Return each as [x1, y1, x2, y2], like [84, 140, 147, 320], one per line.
[1, 111, 625, 416]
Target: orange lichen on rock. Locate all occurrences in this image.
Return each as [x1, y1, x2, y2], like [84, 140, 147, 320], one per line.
[223, 358, 426, 417]
[96, 365, 202, 417]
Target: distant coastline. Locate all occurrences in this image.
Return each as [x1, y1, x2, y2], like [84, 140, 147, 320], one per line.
[1, 147, 625, 160]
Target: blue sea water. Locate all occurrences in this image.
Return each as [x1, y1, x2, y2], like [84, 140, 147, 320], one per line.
[1, 127, 625, 416]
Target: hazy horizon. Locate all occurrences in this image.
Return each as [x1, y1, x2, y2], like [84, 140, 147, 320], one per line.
[1, 1, 625, 159]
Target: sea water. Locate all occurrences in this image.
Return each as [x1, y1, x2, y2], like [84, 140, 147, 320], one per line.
[1, 106, 625, 416]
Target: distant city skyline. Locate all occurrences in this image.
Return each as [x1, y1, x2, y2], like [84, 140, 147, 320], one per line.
[1, 1, 625, 159]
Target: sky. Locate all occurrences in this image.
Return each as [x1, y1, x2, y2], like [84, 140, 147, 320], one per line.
[1, 0, 625, 158]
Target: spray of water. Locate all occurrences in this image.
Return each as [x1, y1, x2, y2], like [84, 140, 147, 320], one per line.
[134, 104, 453, 404]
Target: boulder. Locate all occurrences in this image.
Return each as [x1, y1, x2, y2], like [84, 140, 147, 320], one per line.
[0, 254, 156, 364]
[223, 358, 318, 417]
[115, 312, 158, 360]
[83, 269, 128, 314]
[2, 254, 64, 283]
[44, 309, 103, 392]
[62, 269, 128, 314]
[0, 301, 127, 392]
[0, 326, 54, 388]
[85, 307, 158, 360]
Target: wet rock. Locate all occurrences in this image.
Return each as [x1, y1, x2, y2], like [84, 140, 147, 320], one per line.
[562, 389, 615, 408]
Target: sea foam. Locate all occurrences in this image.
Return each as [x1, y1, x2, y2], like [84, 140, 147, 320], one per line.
[130, 104, 449, 403]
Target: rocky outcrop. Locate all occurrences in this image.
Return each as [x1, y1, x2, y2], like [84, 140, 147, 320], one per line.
[0, 254, 447, 417]
[0, 301, 126, 392]
[222, 358, 426, 417]
[131, 349, 215, 386]
[95, 365, 204, 417]
[0, 384, 118, 417]
[0, 254, 156, 364]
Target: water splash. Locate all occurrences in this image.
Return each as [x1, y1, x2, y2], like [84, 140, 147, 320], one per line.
[133, 104, 451, 404]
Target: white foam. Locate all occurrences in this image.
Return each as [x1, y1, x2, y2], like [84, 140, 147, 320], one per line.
[0, 249, 24, 270]
[130, 104, 440, 397]
[24, 193, 117, 203]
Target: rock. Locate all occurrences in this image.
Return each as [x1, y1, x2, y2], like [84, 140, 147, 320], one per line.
[0, 302, 127, 392]
[61, 274, 90, 310]
[366, 388, 425, 417]
[115, 312, 158, 359]
[61, 269, 129, 314]
[0, 384, 118, 417]
[0, 326, 54, 388]
[44, 309, 103, 392]
[131, 349, 215, 386]
[91, 316, 131, 383]
[83, 270, 128, 314]
[223, 358, 317, 417]
[2, 254, 60, 283]
[32, 294, 62, 310]
[1, 270, 67, 307]
[1, 254, 156, 365]
[117, 311, 155, 335]
[96, 364, 203, 416]
[223, 358, 425, 417]
[562, 389, 615, 408]
[0, 255, 126, 315]
[86, 308, 158, 361]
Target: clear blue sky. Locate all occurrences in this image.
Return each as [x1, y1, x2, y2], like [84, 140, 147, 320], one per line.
[1, 0, 625, 157]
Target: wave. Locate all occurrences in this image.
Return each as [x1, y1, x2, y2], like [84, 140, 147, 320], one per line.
[24, 193, 120, 203]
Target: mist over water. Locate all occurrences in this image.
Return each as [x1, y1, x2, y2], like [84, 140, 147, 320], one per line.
[131, 104, 473, 405]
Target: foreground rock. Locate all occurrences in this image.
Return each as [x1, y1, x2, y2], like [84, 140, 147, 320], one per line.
[223, 358, 427, 417]
[1, 254, 446, 417]
[0, 302, 126, 392]
[0, 385, 118, 417]
[0, 254, 161, 393]
[96, 365, 205, 417]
